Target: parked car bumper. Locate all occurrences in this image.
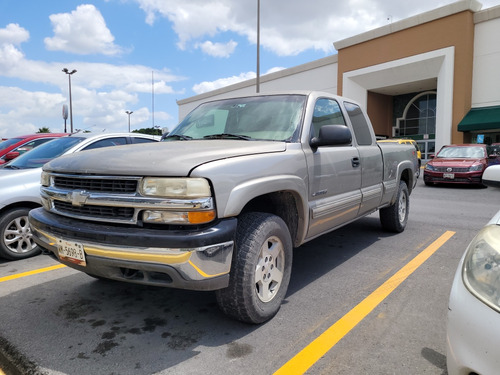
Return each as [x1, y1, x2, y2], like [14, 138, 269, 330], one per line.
[447, 252, 500, 375]
[28, 208, 236, 291]
[423, 170, 483, 184]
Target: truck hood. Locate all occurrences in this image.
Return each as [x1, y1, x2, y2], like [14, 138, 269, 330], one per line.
[43, 140, 287, 176]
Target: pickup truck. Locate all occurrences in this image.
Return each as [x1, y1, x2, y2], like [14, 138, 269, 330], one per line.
[29, 91, 418, 323]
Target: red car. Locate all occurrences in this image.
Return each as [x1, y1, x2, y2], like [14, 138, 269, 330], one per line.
[424, 144, 489, 186]
[0, 133, 68, 164]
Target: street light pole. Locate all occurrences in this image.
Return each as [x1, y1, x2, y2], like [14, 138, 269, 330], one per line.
[62, 68, 77, 133]
[256, 0, 260, 93]
[125, 110, 133, 132]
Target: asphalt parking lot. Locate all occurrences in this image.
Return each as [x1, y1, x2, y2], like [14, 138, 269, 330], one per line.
[1, 178, 498, 375]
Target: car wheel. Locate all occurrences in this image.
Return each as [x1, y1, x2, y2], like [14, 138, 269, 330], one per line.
[0, 207, 40, 260]
[379, 181, 409, 233]
[215, 212, 293, 324]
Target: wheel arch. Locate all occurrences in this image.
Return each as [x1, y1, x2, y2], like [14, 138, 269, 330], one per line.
[0, 201, 41, 216]
[221, 176, 308, 247]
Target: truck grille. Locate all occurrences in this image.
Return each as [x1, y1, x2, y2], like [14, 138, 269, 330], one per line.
[54, 201, 135, 220]
[54, 176, 138, 193]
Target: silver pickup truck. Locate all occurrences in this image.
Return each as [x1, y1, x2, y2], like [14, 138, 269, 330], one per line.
[29, 91, 417, 323]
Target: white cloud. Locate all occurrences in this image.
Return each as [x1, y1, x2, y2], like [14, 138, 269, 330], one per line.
[192, 72, 256, 94]
[44, 4, 123, 56]
[0, 23, 29, 45]
[196, 40, 237, 58]
[134, 0, 500, 57]
[192, 67, 283, 94]
[0, 87, 66, 136]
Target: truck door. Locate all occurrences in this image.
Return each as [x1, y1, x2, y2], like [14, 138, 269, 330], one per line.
[344, 102, 384, 216]
[305, 98, 362, 239]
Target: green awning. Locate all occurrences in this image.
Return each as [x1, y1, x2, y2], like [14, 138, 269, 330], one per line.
[458, 106, 500, 132]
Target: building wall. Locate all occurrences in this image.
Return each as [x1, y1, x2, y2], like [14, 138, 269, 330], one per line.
[472, 9, 500, 108]
[367, 92, 393, 137]
[336, 9, 475, 146]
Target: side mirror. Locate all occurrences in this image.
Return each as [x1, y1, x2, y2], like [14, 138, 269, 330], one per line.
[4, 151, 20, 161]
[428, 154, 435, 159]
[310, 125, 352, 148]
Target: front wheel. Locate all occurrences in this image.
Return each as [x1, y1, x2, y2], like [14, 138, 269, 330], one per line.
[216, 212, 293, 324]
[0, 207, 40, 260]
[379, 181, 409, 233]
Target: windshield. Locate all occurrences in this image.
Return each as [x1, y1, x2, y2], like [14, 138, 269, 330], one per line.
[437, 146, 486, 159]
[165, 95, 306, 142]
[0, 138, 23, 151]
[2, 136, 84, 169]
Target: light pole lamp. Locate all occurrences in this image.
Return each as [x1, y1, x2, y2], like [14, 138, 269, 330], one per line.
[62, 68, 77, 133]
[125, 110, 133, 132]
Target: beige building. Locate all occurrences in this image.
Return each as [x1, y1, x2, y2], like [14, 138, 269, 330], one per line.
[178, 0, 500, 160]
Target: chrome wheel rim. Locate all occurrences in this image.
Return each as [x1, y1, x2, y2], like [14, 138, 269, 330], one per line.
[3, 215, 37, 254]
[255, 236, 285, 303]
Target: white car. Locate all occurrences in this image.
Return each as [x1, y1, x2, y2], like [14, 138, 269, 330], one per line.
[446, 164, 500, 375]
[0, 132, 159, 260]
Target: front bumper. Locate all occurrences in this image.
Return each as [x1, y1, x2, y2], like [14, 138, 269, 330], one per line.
[446, 255, 500, 375]
[29, 208, 236, 291]
[423, 170, 483, 184]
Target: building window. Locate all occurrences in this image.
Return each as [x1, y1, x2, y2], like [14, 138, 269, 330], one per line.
[399, 92, 436, 137]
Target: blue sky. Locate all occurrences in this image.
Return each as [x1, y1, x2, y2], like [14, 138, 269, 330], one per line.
[1, 0, 499, 137]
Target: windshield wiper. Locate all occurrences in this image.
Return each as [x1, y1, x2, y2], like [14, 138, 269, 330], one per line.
[203, 133, 252, 140]
[163, 134, 193, 141]
[3, 165, 21, 169]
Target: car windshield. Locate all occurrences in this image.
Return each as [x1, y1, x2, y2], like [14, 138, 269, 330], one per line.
[437, 146, 486, 159]
[1, 136, 84, 169]
[0, 138, 23, 151]
[164, 95, 306, 142]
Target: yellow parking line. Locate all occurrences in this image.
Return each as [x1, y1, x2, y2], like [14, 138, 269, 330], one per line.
[274, 230, 455, 375]
[0, 264, 66, 283]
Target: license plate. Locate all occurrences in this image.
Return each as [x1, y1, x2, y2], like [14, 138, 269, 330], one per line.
[443, 173, 455, 179]
[57, 239, 86, 266]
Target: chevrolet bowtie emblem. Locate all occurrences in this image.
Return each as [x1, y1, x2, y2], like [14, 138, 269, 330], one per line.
[69, 190, 90, 206]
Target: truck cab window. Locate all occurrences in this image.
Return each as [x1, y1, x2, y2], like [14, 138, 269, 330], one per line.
[311, 98, 345, 138]
[344, 102, 373, 146]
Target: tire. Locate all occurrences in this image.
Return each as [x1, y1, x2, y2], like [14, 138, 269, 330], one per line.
[0, 207, 40, 260]
[215, 212, 293, 324]
[379, 181, 409, 233]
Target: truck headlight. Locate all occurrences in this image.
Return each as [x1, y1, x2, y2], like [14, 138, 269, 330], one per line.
[141, 178, 211, 198]
[462, 225, 500, 312]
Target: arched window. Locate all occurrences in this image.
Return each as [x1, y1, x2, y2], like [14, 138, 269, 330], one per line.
[399, 91, 436, 137]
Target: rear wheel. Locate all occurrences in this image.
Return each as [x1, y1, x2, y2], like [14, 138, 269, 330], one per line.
[380, 181, 409, 233]
[216, 212, 292, 324]
[0, 207, 40, 260]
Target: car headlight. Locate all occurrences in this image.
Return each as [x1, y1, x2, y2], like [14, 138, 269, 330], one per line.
[463, 225, 500, 312]
[141, 177, 211, 198]
[469, 163, 484, 172]
[425, 163, 436, 171]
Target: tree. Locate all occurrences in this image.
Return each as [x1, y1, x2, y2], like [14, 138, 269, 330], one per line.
[38, 127, 51, 133]
[132, 127, 162, 136]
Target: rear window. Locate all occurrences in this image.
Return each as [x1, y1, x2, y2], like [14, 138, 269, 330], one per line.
[344, 102, 373, 146]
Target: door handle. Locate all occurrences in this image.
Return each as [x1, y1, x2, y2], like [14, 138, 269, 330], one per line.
[352, 157, 360, 167]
